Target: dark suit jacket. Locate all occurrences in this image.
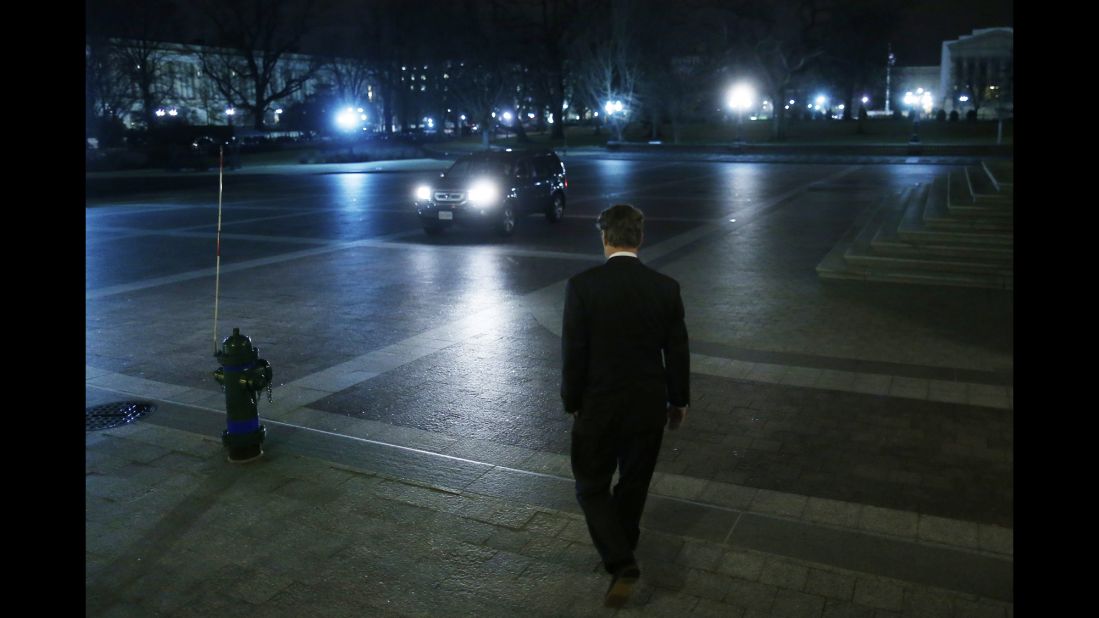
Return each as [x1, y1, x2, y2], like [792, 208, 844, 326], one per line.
[561, 255, 690, 433]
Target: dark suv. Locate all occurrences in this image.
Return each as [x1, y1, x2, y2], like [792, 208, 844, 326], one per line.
[413, 149, 567, 236]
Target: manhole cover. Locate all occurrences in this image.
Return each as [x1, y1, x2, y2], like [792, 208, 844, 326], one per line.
[86, 402, 155, 431]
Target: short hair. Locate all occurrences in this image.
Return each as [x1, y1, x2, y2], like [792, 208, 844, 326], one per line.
[597, 203, 644, 247]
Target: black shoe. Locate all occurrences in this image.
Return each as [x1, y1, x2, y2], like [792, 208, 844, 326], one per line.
[603, 562, 641, 608]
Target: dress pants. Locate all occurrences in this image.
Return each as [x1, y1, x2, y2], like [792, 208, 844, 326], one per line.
[571, 411, 665, 573]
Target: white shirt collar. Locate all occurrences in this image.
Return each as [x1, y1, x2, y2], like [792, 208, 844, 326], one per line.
[607, 251, 638, 260]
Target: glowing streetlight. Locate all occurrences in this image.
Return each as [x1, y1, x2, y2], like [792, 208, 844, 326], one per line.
[958, 95, 969, 102]
[167, 109, 178, 117]
[861, 96, 869, 104]
[336, 107, 359, 131]
[502, 111, 513, 121]
[727, 83, 755, 143]
[602, 100, 626, 140]
[902, 92, 921, 143]
[155, 109, 166, 117]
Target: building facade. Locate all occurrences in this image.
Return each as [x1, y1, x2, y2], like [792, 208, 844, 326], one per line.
[89, 38, 380, 132]
[940, 28, 1013, 118]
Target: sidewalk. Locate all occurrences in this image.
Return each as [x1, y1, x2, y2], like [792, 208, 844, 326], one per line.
[86, 393, 1013, 617]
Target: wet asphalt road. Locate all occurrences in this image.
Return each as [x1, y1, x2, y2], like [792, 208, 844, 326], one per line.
[86, 157, 1013, 525]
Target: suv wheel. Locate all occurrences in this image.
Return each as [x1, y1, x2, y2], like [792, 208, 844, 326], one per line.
[497, 205, 516, 237]
[545, 192, 565, 222]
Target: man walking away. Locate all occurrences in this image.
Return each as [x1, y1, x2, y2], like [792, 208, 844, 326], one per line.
[561, 203, 690, 608]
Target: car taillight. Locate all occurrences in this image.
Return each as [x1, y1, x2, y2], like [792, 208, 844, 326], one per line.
[564, 179, 568, 188]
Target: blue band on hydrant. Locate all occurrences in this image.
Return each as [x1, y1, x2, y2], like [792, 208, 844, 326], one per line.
[226, 418, 261, 434]
[221, 361, 256, 372]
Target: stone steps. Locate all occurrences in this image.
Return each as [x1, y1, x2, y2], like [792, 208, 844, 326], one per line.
[898, 177, 1014, 248]
[948, 167, 1013, 217]
[817, 165, 1014, 289]
[925, 174, 1012, 232]
[983, 160, 1013, 191]
[871, 184, 1013, 263]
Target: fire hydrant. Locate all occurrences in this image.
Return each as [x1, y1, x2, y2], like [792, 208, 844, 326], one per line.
[213, 327, 272, 463]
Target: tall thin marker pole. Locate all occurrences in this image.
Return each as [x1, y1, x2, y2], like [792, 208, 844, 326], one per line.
[213, 146, 224, 355]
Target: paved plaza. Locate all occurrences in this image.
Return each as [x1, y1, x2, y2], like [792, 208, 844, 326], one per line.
[86, 153, 1012, 616]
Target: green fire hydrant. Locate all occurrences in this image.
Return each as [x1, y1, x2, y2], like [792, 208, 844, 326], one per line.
[213, 327, 272, 463]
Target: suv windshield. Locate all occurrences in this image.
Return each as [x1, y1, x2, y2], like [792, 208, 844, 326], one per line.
[447, 159, 511, 177]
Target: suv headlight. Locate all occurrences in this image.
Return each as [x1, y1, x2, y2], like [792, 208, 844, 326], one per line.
[467, 180, 500, 205]
[415, 185, 432, 201]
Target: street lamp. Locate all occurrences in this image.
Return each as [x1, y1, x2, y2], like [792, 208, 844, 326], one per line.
[903, 91, 920, 142]
[727, 83, 754, 143]
[225, 107, 235, 127]
[603, 100, 625, 140]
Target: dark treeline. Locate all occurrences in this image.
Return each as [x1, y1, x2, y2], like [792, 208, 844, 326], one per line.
[87, 0, 909, 142]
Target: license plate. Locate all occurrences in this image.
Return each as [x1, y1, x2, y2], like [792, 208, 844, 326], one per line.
[438, 211, 453, 220]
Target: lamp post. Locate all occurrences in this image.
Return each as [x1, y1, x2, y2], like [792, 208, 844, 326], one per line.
[903, 91, 919, 143]
[727, 84, 754, 145]
[603, 100, 625, 140]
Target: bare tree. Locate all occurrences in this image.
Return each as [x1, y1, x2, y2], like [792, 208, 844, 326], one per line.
[85, 36, 133, 141]
[87, 0, 182, 130]
[194, 0, 329, 130]
[631, 0, 715, 143]
[525, 0, 582, 139]
[568, 0, 642, 140]
[324, 56, 373, 106]
[699, 0, 828, 141]
[353, 0, 406, 134]
[445, 0, 517, 148]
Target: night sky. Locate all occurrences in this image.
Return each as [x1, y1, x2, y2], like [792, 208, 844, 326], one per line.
[302, 0, 1014, 67]
[91, 0, 1014, 68]
[892, 0, 1013, 66]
